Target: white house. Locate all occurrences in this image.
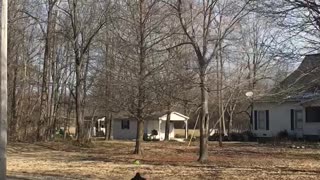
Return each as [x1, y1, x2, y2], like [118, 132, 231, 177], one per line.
[252, 54, 320, 138]
[96, 111, 189, 141]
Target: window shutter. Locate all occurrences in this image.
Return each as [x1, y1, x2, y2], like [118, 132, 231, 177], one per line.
[291, 109, 294, 130]
[254, 110, 258, 130]
[266, 110, 269, 130]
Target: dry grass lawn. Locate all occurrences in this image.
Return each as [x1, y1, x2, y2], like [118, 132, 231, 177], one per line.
[7, 140, 320, 179]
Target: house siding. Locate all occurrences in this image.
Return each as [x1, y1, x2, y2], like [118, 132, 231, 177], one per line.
[145, 120, 161, 139]
[159, 121, 174, 140]
[253, 102, 303, 137]
[113, 119, 138, 140]
[111, 112, 188, 140]
[112, 119, 175, 140]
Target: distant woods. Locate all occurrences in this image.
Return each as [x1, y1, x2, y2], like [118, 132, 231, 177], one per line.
[6, 0, 314, 162]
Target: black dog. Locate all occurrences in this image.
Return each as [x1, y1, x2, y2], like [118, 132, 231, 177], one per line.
[131, 173, 146, 180]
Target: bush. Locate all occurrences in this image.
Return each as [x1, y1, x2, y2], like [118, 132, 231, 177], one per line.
[277, 130, 289, 140]
[188, 135, 197, 141]
[303, 135, 319, 142]
[59, 129, 64, 135]
[208, 131, 256, 142]
[208, 133, 228, 141]
[143, 133, 150, 141]
[208, 133, 218, 141]
[96, 131, 105, 137]
[258, 137, 270, 144]
[229, 133, 243, 141]
[242, 131, 256, 141]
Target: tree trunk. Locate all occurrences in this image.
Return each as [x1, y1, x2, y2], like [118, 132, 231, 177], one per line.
[104, 42, 111, 141]
[218, 41, 223, 147]
[165, 110, 171, 141]
[63, 116, 68, 140]
[104, 113, 113, 140]
[228, 111, 233, 140]
[134, 80, 145, 154]
[38, 1, 55, 141]
[134, 0, 146, 155]
[64, 90, 72, 140]
[108, 113, 113, 140]
[10, 55, 18, 140]
[198, 70, 209, 163]
[134, 117, 144, 155]
[49, 52, 59, 140]
[75, 59, 87, 144]
[0, 0, 7, 177]
[104, 114, 109, 140]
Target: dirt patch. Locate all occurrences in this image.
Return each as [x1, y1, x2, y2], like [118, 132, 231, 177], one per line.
[7, 141, 320, 179]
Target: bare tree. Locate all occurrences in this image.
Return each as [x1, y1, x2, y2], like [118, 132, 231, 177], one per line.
[37, 0, 58, 141]
[170, 0, 251, 162]
[261, 0, 320, 54]
[61, 0, 109, 143]
[154, 48, 196, 141]
[0, 0, 8, 177]
[112, 0, 177, 154]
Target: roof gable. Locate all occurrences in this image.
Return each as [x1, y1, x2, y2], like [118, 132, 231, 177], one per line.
[258, 54, 320, 102]
[278, 53, 320, 92]
[159, 111, 189, 121]
[113, 111, 189, 121]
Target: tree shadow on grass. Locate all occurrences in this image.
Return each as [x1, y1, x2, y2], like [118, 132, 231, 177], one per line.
[7, 175, 30, 180]
[7, 173, 79, 180]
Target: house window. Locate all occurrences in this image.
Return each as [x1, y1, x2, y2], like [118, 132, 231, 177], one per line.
[257, 111, 266, 130]
[294, 110, 303, 129]
[306, 107, 320, 123]
[121, 120, 130, 129]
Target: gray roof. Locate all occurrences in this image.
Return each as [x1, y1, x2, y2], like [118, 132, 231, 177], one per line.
[113, 111, 188, 121]
[277, 53, 320, 92]
[256, 54, 320, 103]
[113, 112, 165, 121]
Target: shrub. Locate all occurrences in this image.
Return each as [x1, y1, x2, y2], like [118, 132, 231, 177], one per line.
[242, 131, 256, 141]
[208, 131, 256, 142]
[229, 133, 243, 141]
[175, 134, 186, 138]
[207, 130, 259, 142]
[208, 133, 228, 141]
[188, 135, 197, 141]
[143, 133, 150, 141]
[59, 129, 64, 135]
[277, 130, 289, 140]
[96, 131, 105, 137]
[208, 133, 218, 141]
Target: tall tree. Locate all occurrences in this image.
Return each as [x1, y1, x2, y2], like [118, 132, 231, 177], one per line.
[113, 0, 176, 154]
[154, 48, 196, 141]
[62, 0, 109, 143]
[0, 0, 8, 177]
[37, 0, 58, 141]
[172, 0, 251, 162]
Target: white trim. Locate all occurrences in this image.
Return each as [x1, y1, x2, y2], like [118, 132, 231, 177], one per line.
[172, 112, 189, 119]
[159, 111, 189, 121]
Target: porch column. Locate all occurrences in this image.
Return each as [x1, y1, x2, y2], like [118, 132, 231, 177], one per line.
[185, 120, 188, 139]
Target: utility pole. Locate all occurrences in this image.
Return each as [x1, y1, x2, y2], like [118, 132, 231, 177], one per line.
[0, 0, 8, 179]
